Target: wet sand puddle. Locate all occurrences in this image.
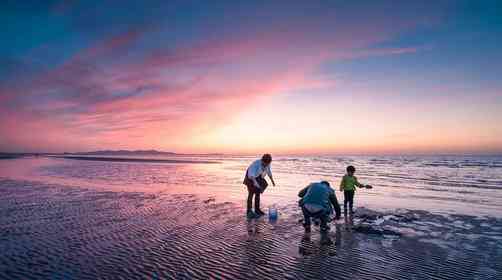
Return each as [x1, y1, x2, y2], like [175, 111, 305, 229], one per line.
[1, 178, 501, 279]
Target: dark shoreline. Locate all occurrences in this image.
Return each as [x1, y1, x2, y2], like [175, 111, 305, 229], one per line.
[0, 155, 22, 160]
[53, 156, 220, 164]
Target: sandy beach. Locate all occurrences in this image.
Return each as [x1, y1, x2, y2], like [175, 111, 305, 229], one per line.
[1, 156, 501, 279]
[2, 1, 501, 279]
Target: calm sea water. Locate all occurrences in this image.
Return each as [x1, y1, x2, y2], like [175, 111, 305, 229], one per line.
[3, 155, 500, 216]
[1, 155, 501, 279]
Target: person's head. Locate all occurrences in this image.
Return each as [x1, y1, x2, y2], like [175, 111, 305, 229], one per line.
[261, 154, 272, 166]
[320, 180, 330, 187]
[346, 165, 356, 176]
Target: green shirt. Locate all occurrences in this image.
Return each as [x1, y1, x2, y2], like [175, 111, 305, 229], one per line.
[340, 175, 359, 191]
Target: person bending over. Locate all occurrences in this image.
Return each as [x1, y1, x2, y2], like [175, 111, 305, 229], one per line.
[243, 154, 276, 218]
[298, 181, 341, 233]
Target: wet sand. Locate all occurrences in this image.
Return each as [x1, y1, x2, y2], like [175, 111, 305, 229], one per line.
[1, 178, 501, 279]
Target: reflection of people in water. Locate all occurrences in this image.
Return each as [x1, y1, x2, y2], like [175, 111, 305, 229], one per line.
[299, 226, 340, 256]
[246, 218, 262, 237]
[344, 213, 354, 231]
[298, 181, 341, 233]
[298, 232, 313, 256]
[334, 222, 342, 246]
[320, 230, 333, 246]
[242, 219, 274, 275]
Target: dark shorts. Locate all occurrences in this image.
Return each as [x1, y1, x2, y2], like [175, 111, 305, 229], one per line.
[244, 176, 268, 194]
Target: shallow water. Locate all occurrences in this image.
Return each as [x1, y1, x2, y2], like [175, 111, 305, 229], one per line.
[0, 156, 501, 279]
[5, 155, 500, 216]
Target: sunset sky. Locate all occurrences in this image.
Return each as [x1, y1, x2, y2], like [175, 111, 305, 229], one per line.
[1, 1, 501, 155]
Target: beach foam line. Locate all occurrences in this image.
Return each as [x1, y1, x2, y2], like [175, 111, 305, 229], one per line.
[53, 156, 220, 164]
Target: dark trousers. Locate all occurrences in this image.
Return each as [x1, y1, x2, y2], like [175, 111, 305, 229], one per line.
[301, 206, 329, 228]
[247, 191, 260, 212]
[245, 176, 268, 212]
[344, 190, 355, 211]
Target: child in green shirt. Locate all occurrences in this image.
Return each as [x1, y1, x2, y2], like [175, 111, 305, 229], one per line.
[339, 165, 372, 215]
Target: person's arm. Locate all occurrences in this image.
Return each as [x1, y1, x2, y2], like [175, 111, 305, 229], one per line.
[251, 177, 260, 190]
[355, 177, 373, 188]
[298, 186, 309, 197]
[269, 176, 276, 187]
[354, 176, 367, 188]
[339, 176, 345, 192]
[266, 166, 276, 186]
[329, 191, 341, 219]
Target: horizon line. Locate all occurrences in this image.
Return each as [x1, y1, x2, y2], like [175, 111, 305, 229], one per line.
[2, 150, 502, 157]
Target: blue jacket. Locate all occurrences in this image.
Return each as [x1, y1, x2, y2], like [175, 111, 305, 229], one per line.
[298, 182, 340, 217]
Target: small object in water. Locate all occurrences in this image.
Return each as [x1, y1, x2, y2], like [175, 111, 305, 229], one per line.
[268, 204, 278, 220]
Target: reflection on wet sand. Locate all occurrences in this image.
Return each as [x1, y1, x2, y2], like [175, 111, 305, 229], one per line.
[345, 214, 354, 231]
[298, 224, 341, 257]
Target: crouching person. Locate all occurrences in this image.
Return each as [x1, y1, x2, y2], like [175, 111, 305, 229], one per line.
[298, 181, 341, 233]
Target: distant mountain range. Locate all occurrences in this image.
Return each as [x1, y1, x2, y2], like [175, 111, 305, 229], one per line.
[67, 150, 223, 156]
[69, 150, 175, 156]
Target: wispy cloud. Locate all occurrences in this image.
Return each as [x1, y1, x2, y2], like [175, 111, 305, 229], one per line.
[0, 1, 456, 152]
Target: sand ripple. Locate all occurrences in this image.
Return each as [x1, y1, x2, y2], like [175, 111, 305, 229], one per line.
[1, 178, 501, 279]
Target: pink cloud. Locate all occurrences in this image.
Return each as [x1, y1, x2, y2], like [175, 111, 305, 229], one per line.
[0, 13, 431, 152]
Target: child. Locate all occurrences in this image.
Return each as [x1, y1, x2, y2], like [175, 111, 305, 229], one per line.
[339, 165, 372, 215]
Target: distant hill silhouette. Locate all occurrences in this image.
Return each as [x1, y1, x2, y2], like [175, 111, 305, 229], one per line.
[70, 150, 176, 156]
[69, 150, 223, 156]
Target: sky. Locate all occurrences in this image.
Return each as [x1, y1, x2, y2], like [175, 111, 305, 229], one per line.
[1, 0, 501, 155]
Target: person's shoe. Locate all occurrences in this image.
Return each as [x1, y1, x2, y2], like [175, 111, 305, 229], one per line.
[303, 223, 311, 233]
[255, 209, 265, 216]
[247, 210, 257, 219]
[321, 237, 333, 245]
[349, 208, 355, 215]
[320, 225, 330, 232]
